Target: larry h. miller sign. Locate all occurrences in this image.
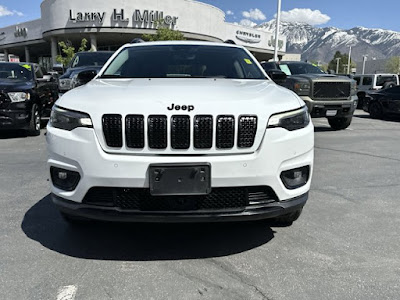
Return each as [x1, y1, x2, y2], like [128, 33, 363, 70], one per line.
[68, 9, 178, 27]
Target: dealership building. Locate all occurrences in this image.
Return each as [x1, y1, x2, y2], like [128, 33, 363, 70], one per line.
[0, 0, 286, 67]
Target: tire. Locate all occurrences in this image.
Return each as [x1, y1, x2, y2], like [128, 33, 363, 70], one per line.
[328, 116, 352, 130]
[60, 212, 90, 225]
[357, 96, 363, 109]
[270, 208, 303, 226]
[369, 102, 383, 119]
[28, 104, 41, 136]
[382, 81, 396, 90]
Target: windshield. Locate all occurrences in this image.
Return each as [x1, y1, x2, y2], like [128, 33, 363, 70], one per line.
[70, 52, 113, 68]
[0, 63, 33, 80]
[278, 63, 325, 75]
[101, 45, 266, 80]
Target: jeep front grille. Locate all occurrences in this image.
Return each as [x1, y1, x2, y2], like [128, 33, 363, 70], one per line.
[216, 115, 235, 149]
[148, 115, 168, 149]
[238, 116, 258, 148]
[171, 115, 190, 149]
[125, 115, 145, 148]
[313, 82, 351, 99]
[102, 114, 123, 148]
[102, 114, 257, 150]
[194, 115, 213, 149]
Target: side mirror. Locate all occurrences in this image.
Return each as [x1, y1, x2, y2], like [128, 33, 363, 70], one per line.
[76, 70, 97, 85]
[267, 69, 287, 82]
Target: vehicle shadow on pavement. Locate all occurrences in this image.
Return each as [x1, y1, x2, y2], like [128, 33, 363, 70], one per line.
[313, 126, 335, 132]
[354, 114, 400, 122]
[0, 130, 29, 139]
[21, 194, 275, 261]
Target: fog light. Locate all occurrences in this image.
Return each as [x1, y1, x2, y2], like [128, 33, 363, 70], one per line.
[50, 167, 81, 191]
[280, 166, 310, 190]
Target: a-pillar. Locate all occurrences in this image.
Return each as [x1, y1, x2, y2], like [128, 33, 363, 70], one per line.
[51, 37, 57, 65]
[24, 46, 30, 62]
[3, 49, 9, 62]
[90, 34, 97, 52]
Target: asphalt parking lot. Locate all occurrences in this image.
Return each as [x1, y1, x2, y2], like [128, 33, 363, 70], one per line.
[1, 110, 399, 300]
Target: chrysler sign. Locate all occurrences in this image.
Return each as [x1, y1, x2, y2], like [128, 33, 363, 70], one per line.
[236, 30, 261, 44]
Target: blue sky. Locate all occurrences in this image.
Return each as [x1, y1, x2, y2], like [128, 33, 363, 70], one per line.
[1, 0, 400, 31]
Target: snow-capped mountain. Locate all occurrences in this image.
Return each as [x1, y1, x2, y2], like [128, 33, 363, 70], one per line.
[256, 20, 400, 63]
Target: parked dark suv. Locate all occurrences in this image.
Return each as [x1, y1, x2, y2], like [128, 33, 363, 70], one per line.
[0, 62, 58, 136]
[58, 51, 114, 94]
[262, 61, 358, 130]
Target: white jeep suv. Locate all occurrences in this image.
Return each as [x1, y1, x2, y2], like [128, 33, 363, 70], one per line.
[47, 41, 314, 225]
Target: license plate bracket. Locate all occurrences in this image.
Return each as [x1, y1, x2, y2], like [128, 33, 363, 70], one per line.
[149, 163, 211, 196]
[326, 110, 337, 117]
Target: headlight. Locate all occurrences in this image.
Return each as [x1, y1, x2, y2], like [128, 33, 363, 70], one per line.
[351, 80, 357, 96]
[50, 106, 93, 131]
[293, 82, 310, 96]
[268, 107, 310, 131]
[59, 78, 72, 90]
[71, 74, 79, 89]
[8, 92, 30, 102]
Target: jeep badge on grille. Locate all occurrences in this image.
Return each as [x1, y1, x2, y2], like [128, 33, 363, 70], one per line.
[167, 104, 194, 112]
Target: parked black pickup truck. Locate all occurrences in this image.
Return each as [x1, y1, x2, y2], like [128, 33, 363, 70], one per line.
[0, 62, 58, 136]
[262, 61, 358, 130]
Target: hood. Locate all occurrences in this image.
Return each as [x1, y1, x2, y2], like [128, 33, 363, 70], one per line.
[57, 78, 304, 155]
[60, 66, 104, 79]
[289, 73, 353, 81]
[0, 79, 34, 92]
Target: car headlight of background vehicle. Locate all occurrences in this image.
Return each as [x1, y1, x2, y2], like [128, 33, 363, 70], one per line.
[59, 78, 72, 90]
[50, 106, 93, 131]
[293, 81, 310, 96]
[351, 80, 357, 96]
[8, 92, 30, 103]
[268, 107, 310, 131]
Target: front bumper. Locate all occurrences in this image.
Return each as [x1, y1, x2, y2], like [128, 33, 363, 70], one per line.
[302, 96, 358, 118]
[53, 192, 308, 223]
[47, 121, 314, 221]
[0, 108, 31, 130]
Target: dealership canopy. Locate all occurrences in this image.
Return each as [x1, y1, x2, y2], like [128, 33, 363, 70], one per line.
[0, 0, 286, 64]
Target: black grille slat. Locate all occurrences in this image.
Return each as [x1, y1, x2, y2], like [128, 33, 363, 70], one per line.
[83, 186, 277, 211]
[171, 115, 190, 149]
[102, 114, 122, 148]
[148, 115, 167, 149]
[313, 82, 351, 99]
[125, 115, 145, 148]
[194, 115, 213, 149]
[216, 115, 235, 149]
[238, 116, 257, 148]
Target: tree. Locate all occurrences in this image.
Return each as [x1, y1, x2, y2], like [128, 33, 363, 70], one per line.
[142, 20, 185, 41]
[385, 56, 400, 74]
[56, 38, 88, 67]
[328, 51, 355, 74]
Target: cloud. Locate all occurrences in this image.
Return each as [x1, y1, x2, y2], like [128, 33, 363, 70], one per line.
[276, 8, 330, 25]
[0, 5, 24, 17]
[239, 19, 257, 28]
[242, 8, 266, 21]
[226, 10, 234, 16]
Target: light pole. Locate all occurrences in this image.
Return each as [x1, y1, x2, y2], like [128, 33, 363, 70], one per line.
[336, 58, 341, 74]
[347, 46, 352, 74]
[362, 55, 367, 75]
[273, 0, 282, 61]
